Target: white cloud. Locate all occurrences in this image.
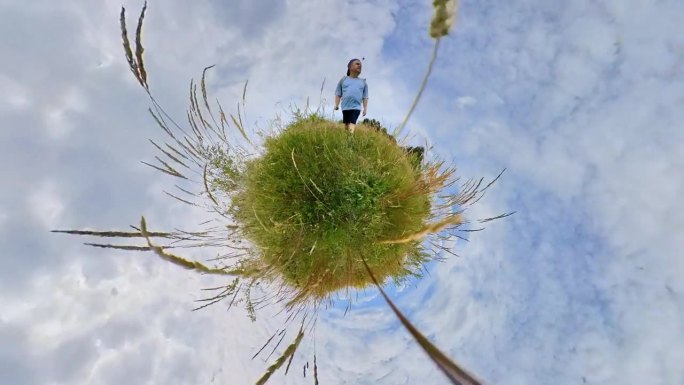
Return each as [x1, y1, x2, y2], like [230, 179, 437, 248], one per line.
[456, 96, 476, 109]
[0, 256, 287, 384]
[417, 1, 683, 384]
[26, 180, 65, 230]
[0, 74, 31, 110]
[41, 87, 87, 139]
[0, 210, 7, 229]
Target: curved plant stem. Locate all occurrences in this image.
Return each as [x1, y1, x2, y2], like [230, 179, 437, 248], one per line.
[361, 256, 483, 385]
[394, 38, 442, 137]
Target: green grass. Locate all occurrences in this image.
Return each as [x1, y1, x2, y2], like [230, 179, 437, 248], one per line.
[225, 115, 431, 300]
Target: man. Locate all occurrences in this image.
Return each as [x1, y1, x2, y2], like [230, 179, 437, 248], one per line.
[334, 58, 368, 133]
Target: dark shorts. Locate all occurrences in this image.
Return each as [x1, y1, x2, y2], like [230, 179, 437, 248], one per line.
[342, 109, 361, 124]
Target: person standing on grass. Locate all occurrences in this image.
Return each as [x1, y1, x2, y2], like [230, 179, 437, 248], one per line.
[334, 58, 368, 133]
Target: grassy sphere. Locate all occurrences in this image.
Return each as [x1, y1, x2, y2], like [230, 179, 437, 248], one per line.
[233, 116, 430, 299]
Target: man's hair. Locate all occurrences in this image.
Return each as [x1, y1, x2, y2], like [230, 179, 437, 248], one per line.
[346, 58, 360, 76]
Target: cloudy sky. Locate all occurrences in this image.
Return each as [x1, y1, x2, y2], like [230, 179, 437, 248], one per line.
[1, 0, 683, 384]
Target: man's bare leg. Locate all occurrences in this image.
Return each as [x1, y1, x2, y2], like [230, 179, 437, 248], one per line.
[348, 123, 356, 133]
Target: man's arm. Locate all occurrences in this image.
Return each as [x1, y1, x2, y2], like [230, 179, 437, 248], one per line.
[334, 78, 344, 110]
[362, 81, 368, 115]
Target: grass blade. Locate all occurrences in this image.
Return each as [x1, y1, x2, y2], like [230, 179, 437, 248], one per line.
[149, 139, 190, 169]
[139, 216, 240, 276]
[231, 113, 253, 146]
[313, 353, 319, 385]
[120, 7, 137, 79]
[361, 257, 483, 385]
[379, 213, 462, 244]
[255, 323, 305, 385]
[52, 229, 172, 238]
[134, 1, 149, 89]
[394, 38, 441, 137]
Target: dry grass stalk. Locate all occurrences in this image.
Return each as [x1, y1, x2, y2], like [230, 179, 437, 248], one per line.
[361, 256, 482, 385]
[51, 229, 172, 238]
[394, 0, 458, 136]
[120, 1, 148, 90]
[379, 213, 463, 244]
[255, 324, 306, 385]
[139, 216, 243, 276]
[394, 39, 441, 137]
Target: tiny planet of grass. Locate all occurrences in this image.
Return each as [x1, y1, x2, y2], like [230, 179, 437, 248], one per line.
[55, 4, 493, 383]
[224, 115, 432, 301]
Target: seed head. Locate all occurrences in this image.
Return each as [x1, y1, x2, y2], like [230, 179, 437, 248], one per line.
[430, 0, 458, 38]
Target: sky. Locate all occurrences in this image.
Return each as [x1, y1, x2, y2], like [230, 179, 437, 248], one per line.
[1, 0, 683, 384]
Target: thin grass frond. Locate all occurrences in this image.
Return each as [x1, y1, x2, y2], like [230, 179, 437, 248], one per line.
[255, 322, 306, 385]
[394, 38, 441, 137]
[165, 141, 190, 161]
[242, 80, 248, 106]
[265, 330, 288, 361]
[478, 211, 515, 223]
[227, 282, 243, 311]
[252, 329, 282, 360]
[174, 184, 195, 197]
[139, 216, 242, 276]
[120, 6, 139, 87]
[191, 83, 212, 134]
[192, 277, 240, 311]
[313, 353, 319, 385]
[231, 113, 253, 146]
[164, 191, 199, 206]
[361, 257, 482, 385]
[203, 164, 221, 207]
[134, 1, 149, 89]
[290, 148, 325, 204]
[149, 139, 190, 169]
[140, 160, 188, 179]
[217, 99, 229, 133]
[83, 243, 151, 251]
[147, 108, 175, 138]
[379, 213, 463, 245]
[284, 343, 297, 375]
[200, 65, 219, 124]
[51, 229, 172, 238]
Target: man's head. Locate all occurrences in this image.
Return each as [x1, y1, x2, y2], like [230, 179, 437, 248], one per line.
[346, 58, 362, 76]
